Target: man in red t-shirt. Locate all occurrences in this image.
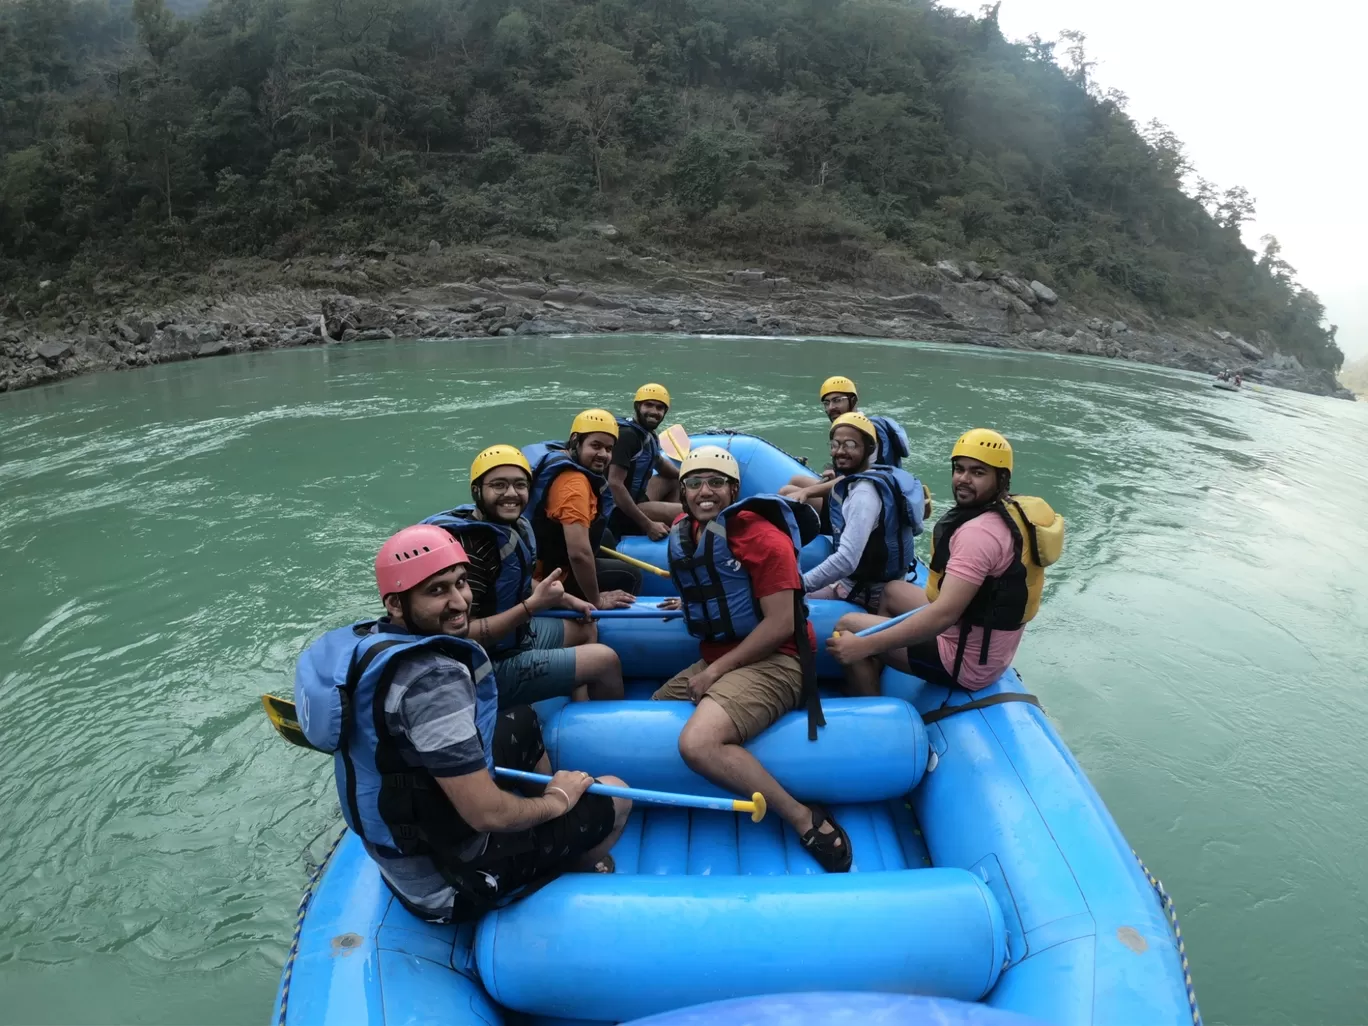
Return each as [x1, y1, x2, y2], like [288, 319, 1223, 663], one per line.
[655, 446, 851, 872]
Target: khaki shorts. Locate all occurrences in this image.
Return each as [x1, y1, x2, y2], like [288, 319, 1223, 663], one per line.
[652, 653, 803, 742]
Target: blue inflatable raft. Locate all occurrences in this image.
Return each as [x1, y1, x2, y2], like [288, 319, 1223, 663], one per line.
[271, 433, 1198, 1026]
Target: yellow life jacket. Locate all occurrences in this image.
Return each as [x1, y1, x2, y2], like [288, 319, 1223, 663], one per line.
[925, 495, 1064, 679]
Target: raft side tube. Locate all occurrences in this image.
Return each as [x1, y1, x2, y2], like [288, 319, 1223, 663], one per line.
[475, 869, 1007, 1023]
[591, 597, 863, 680]
[543, 697, 928, 804]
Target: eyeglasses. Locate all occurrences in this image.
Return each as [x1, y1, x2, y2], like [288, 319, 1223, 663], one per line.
[829, 439, 865, 452]
[682, 475, 732, 492]
[482, 479, 529, 494]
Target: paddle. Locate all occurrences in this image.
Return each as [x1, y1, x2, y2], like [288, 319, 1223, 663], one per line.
[827, 606, 926, 645]
[495, 768, 767, 822]
[600, 546, 671, 578]
[660, 424, 690, 462]
[260, 697, 766, 821]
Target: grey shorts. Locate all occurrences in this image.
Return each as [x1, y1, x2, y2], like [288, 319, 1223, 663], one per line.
[492, 617, 579, 707]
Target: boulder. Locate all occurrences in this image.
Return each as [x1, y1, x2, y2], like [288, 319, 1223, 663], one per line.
[114, 321, 139, 343]
[1001, 276, 1037, 304]
[667, 318, 683, 329]
[1231, 336, 1263, 359]
[1008, 296, 1033, 316]
[1086, 318, 1107, 334]
[935, 260, 964, 282]
[195, 325, 222, 345]
[1029, 280, 1059, 305]
[542, 288, 583, 304]
[727, 269, 767, 285]
[585, 223, 619, 238]
[1019, 313, 1046, 332]
[427, 240, 442, 254]
[1109, 320, 1129, 336]
[837, 316, 879, 337]
[137, 319, 157, 342]
[497, 326, 516, 336]
[963, 261, 984, 280]
[35, 340, 72, 362]
[196, 340, 233, 357]
[501, 282, 547, 300]
[353, 327, 396, 341]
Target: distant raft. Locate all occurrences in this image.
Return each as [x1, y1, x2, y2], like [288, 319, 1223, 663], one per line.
[271, 429, 1198, 1026]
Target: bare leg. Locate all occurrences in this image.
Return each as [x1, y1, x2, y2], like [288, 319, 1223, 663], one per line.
[572, 773, 632, 871]
[831, 612, 891, 696]
[881, 579, 930, 616]
[637, 500, 683, 524]
[569, 643, 624, 700]
[561, 619, 599, 647]
[677, 699, 837, 843]
[647, 476, 681, 504]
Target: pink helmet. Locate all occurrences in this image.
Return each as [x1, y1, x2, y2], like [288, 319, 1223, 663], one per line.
[374, 525, 468, 599]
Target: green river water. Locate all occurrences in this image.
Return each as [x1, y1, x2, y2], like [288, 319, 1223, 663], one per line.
[1, 335, 1365, 1025]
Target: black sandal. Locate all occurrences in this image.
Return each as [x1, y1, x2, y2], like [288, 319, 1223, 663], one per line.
[800, 805, 852, 873]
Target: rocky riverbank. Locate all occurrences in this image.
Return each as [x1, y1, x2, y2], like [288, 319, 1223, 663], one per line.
[0, 252, 1354, 400]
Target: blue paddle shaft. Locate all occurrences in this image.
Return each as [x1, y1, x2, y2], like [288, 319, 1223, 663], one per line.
[853, 606, 925, 637]
[494, 768, 745, 814]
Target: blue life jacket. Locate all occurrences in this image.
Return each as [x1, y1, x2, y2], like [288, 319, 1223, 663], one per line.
[422, 505, 536, 655]
[667, 494, 826, 739]
[522, 441, 610, 585]
[294, 621, 498, 862]
[869, 415, 910, 467]
[828, 465, 926, 588]
[615, 416, 662, 502]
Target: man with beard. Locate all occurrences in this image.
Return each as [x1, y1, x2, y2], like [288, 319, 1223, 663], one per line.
[423, 444, 624, 708]
[607, 383, 683, 541]
[826, 429, 1063, 695]
[293, 525, 632, 923]
[654, 446, 852, 874]
[525, 409, 640, 608]
[802, 413, 926, 616]
[780, 375, 912, 514]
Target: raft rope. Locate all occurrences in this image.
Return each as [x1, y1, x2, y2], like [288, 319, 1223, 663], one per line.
[1133, 849, 1203, 1026]
[277, 827, 347, 1026]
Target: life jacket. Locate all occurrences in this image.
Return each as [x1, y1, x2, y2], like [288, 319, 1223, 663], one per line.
[421, 505, 535, 655]
[294, 621, 498, 866]
[522, 441, 610, 586]
[828, 465, 926, 591]
[925, 496, 1064, 682]
[667, 494, 826, 739]
[615, 416, 662, 502]
[868, 415, 910, 468]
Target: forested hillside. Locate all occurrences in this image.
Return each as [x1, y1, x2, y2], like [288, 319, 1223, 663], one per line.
[0, 0, 1343, 370]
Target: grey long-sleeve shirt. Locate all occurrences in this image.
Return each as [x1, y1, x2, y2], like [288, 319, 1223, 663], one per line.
[802, 480, 880, 593]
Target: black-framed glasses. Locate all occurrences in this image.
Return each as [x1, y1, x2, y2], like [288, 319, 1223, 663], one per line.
[682, 475, 731, 492]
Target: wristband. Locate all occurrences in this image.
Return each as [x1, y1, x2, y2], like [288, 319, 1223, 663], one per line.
[546, 786, 571, 810]
[521, 600, 532, 619]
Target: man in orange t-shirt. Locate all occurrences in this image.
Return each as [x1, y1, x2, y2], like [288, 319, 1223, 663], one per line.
[529, 410, 638, 609]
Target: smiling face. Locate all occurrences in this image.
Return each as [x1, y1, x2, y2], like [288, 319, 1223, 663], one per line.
[384, 564, 471, 637]
[829, 424, 872, 474]
[682, 471, 739, 523]
[821, 392, 856, 422]
[635, 400, 668, 431]
[575, 431, 617, 474]
[951, 456, 1003, 508]
[476, 465, 531, 523]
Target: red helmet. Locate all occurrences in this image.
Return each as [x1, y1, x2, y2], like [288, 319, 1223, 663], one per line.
[374, 525, 467, 599]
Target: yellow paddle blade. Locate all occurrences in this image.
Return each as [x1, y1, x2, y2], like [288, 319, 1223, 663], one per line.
[261, 694, 323, 751]
[661, 424, 690, 462]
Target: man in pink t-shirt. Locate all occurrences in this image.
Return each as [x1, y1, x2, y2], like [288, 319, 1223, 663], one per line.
[828, 428, 1029, 692]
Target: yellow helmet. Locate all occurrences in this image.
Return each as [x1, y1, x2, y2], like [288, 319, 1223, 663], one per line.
[470, 444, 531, 485]
[951, 428, 1013, 471]
[829, 411, 877, 444]
[570, 408, 619, 440]
[680, 445, 740, 482]
[820, 375, 858, 401]
[634, 383, 671, 407]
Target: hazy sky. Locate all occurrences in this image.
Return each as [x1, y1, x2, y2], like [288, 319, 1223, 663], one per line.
[939, 0, 1368, 360]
